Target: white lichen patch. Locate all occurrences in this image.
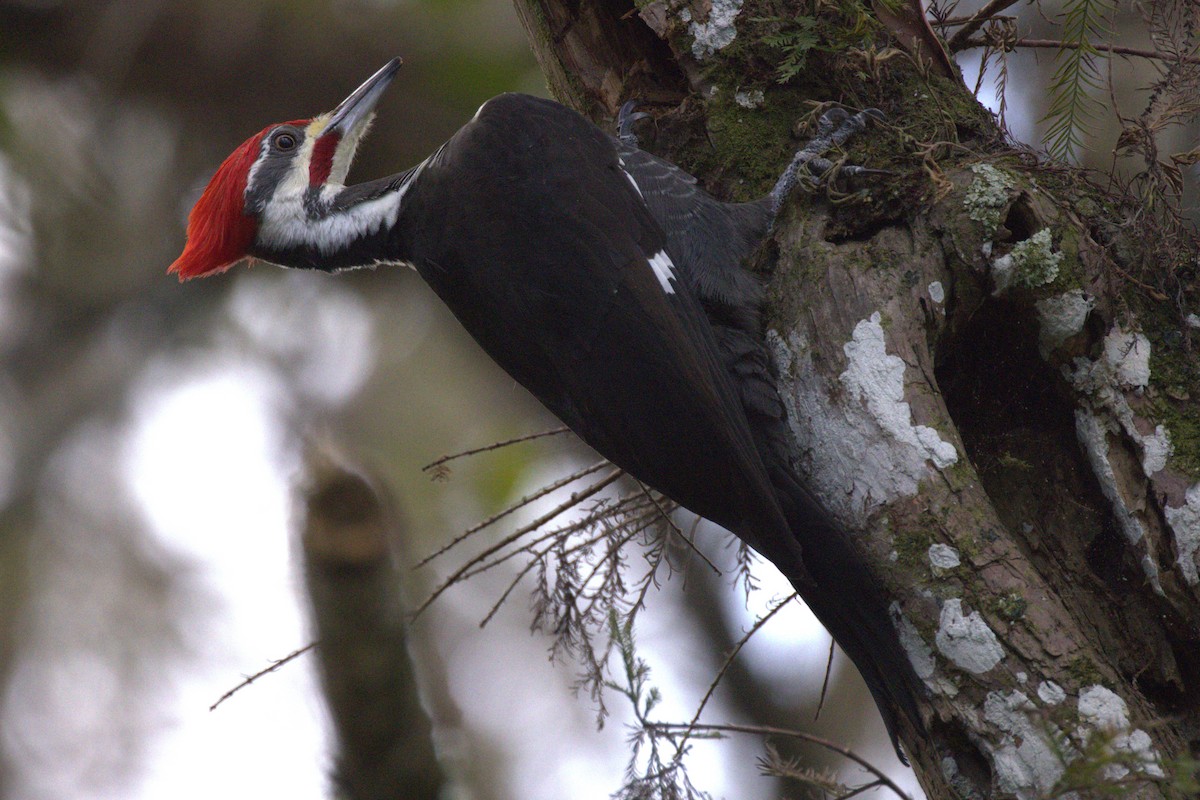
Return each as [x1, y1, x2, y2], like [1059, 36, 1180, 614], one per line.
[1103, 329, 1152, 389]
[890, 603, 935, 682]
[1008, 229, 1062, 289]
[1187, 313, 1200, 329]
[733, 88, 764, 109]
[1164, 482, 1200, 585]
[840, 313, 959, 470]
[928, 281, 945, 304]
[965, 163, 1017, 236]
[928, 543, 961, 571]
[687, 0, 744, 59]
[768, 321, 958, 524]
[990, 253, 1016, 295]
[1036, 290, 1094, 357]
[1077, 685, 1165, 779]
[890, 603, 959, 696]
[1140, 425, 1171, 476]
[984, 690, 1068, 799]
[1074, 409, 1164, 593]
[1038, 680, 1066, 705]
[935, 599, 1004, 673]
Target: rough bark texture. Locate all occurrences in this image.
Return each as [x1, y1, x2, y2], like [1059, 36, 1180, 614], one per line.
[509, 1, 1200, 798]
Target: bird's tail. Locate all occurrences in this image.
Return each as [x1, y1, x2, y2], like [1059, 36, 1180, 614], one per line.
[770, 468, 928, 763]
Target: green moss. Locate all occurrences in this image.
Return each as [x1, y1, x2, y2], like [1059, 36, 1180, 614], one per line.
[894, 527, 935, 570]
[1050, 223, 1084, 288]
[1139, 299, 1200, 479]
[956, 531, 983, 561]
[1154, 399, 1200, 479]
[694, 90, 811, 197]
[1066, 656, 1106, 689]
[993, 592, 1028, 621]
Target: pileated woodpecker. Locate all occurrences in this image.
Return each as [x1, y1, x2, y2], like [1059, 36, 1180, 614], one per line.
[170, 59, 926, 759]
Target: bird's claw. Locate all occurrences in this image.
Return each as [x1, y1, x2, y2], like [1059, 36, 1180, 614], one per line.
[617, 100, 653, 147]
[769, 107, 888, 218]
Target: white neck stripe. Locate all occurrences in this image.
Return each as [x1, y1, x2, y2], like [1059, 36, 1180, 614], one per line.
[257, 179, 410, 256]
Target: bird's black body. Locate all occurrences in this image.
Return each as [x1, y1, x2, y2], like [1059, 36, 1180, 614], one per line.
[243, 90, 925, 757]
[398, 96, 790, 554]
[400, 94, 923, 754]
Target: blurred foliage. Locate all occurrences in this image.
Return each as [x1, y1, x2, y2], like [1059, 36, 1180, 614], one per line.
[0, 1, 545, 798]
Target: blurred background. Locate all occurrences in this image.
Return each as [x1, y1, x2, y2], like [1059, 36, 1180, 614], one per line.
[0, 1, 1190, 799]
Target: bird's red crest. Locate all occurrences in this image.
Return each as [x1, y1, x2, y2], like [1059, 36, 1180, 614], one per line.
[168, 127, 270, 281]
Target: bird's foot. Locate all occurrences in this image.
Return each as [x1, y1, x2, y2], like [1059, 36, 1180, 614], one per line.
[768, 107, 887, 218]
[617, 99, 653, 148]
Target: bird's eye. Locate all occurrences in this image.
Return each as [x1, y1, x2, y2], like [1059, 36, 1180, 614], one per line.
[273, 132, 297, 151]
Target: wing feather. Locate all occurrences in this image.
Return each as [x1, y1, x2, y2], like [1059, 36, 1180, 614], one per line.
[403, 94, 796, 556]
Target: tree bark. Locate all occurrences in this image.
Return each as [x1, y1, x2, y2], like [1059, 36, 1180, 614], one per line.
[302, 450, 446, 800]
[508, 2, 1200, 798]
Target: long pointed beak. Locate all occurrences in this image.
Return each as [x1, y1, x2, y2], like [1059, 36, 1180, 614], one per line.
[325, 57, 402, 137]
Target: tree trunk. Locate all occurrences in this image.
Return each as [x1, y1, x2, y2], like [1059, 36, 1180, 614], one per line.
[508, 2, 1200, 798]
[302, 451, 446, 800]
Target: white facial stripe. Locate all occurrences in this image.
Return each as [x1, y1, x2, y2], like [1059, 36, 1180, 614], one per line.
[328, 113, 373, 186]
[648, 250, 676, 294]
[257, 183, 409, 255]
[244, 134, 274, 198]
[265, 132, 320, 205]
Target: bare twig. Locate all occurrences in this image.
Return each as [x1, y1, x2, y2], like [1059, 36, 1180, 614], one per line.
[645, 722, 914, 800]
[482, 529, 607, 625]
[932, 13, 1015, 27]
[675, 593, 799, 755]
[468, 495, 658, 591]
[413, 468, 624, 616]
[209, 642, 316, 711]
[838, 780, 889, 800]
[944, 0, 1021, 52]
[421, 426, 570, 475]
[574, 511, 665, 620]
[957, 36, 1200, 64]
[815, 634, 837, 720]
[416, 458, 609, 566]
[635, 481, 721, 576]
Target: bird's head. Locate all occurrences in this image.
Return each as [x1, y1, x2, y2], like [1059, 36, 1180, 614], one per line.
[168, 58, 402, 280]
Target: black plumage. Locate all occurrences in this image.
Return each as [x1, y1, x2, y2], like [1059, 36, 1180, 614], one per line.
[393, 94, 926, 756]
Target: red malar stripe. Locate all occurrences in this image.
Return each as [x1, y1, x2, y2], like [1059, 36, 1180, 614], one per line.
[310, 132, 340, 186]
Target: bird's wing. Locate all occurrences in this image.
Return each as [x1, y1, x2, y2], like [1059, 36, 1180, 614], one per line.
[618, 129, 927, 756]
[403, 93, 797, 557]
[613, 140, 772, 313]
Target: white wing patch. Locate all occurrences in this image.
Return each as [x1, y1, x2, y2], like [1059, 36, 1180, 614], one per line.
[648, 250, 677, 294]
[618, 157, 644, 199]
